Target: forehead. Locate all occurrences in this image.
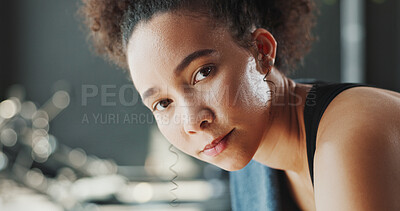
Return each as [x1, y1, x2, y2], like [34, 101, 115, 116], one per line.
[126, 12, 232, 95]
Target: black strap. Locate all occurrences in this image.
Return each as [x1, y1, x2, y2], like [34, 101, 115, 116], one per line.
[303, 82, 370, 186]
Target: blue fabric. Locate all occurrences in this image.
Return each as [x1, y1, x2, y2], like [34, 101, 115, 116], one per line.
[229, 160, 299, 211]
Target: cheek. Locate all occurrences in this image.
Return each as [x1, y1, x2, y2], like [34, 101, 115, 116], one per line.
[157, 122, 178, 144]
[156, 122, 193, 155]
[154, 112, 170, 126]
[245, 60, 272, 104]
[234, 59, 271, 109]
[219, 60, 269, 112]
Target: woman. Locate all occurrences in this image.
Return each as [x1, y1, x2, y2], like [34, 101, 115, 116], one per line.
[79, 0, 400, 210]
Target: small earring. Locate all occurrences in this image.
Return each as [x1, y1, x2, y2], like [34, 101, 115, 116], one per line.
[262, 57, 276, 102]
[263, 73, 269, 82]
[259, 54, 274, 82]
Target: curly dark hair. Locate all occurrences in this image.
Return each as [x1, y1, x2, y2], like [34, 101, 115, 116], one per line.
[79, 0, 317, 75]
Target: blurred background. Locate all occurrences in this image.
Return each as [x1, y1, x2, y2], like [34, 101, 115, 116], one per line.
[0, 0, 399, 210]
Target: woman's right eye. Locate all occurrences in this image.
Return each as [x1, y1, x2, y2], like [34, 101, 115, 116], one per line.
[193, 65, 215, 85]
[153, 99, 172, 111]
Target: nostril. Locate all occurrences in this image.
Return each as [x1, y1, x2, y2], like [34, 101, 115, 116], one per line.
[200, 120, 209, 129]
[184, 109, 214, 134]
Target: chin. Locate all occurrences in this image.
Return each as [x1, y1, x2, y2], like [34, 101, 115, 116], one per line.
[215, 156, 253, 172]
[221, 165, 245, 172]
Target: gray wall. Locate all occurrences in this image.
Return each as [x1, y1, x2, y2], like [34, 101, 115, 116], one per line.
[290, 0, 341, 82]
[9, 0, 151, 165]
[0, 1, 19, 99]
[366, 0, 400, 91]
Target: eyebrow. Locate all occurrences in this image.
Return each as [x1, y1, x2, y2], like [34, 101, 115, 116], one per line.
[141, 49, 217, 102]
[174, 49, 217, 76]
[142, 87, 159, 104]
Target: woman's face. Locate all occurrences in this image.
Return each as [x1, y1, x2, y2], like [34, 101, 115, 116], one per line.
[127, 12, 273, 171]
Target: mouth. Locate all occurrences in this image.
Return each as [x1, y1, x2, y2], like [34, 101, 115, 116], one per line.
[201, 128, 234, 157]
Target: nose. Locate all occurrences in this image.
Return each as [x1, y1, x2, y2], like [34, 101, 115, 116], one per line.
[183, 108, 214, 135]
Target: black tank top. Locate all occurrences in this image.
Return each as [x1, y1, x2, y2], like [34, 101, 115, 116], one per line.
[303, 82, 370, 186]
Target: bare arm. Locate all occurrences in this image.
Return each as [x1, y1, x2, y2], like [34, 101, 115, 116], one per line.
[313, 87, 400, 211]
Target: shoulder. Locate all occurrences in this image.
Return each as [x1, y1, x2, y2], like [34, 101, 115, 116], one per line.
[316, 85, 400, 140]
[313, 85, 400, 210]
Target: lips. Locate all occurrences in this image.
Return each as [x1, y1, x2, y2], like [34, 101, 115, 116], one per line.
[203, 135, 225, 150]
[201, 129, 234, 157]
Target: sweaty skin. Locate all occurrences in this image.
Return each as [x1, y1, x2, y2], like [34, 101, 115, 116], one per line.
[126, 11, 400, 211]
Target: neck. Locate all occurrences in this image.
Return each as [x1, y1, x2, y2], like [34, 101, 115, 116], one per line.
[252, 68, 312, 175]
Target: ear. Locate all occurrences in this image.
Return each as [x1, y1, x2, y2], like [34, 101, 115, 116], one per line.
[251, 28, 277, 71]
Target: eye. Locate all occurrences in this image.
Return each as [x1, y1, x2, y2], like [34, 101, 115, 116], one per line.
[193, 65, 215, 84]
[153, 99, 172, 112]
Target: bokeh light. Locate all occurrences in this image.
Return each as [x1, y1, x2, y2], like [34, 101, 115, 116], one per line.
[52, 91, 70, 109]
[1, 128, 18, 147]
[20, 101, 37, 120]
[68, 148, 87, 167]
[133, 182, 153, 203]
[0, 100, 18, 119]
